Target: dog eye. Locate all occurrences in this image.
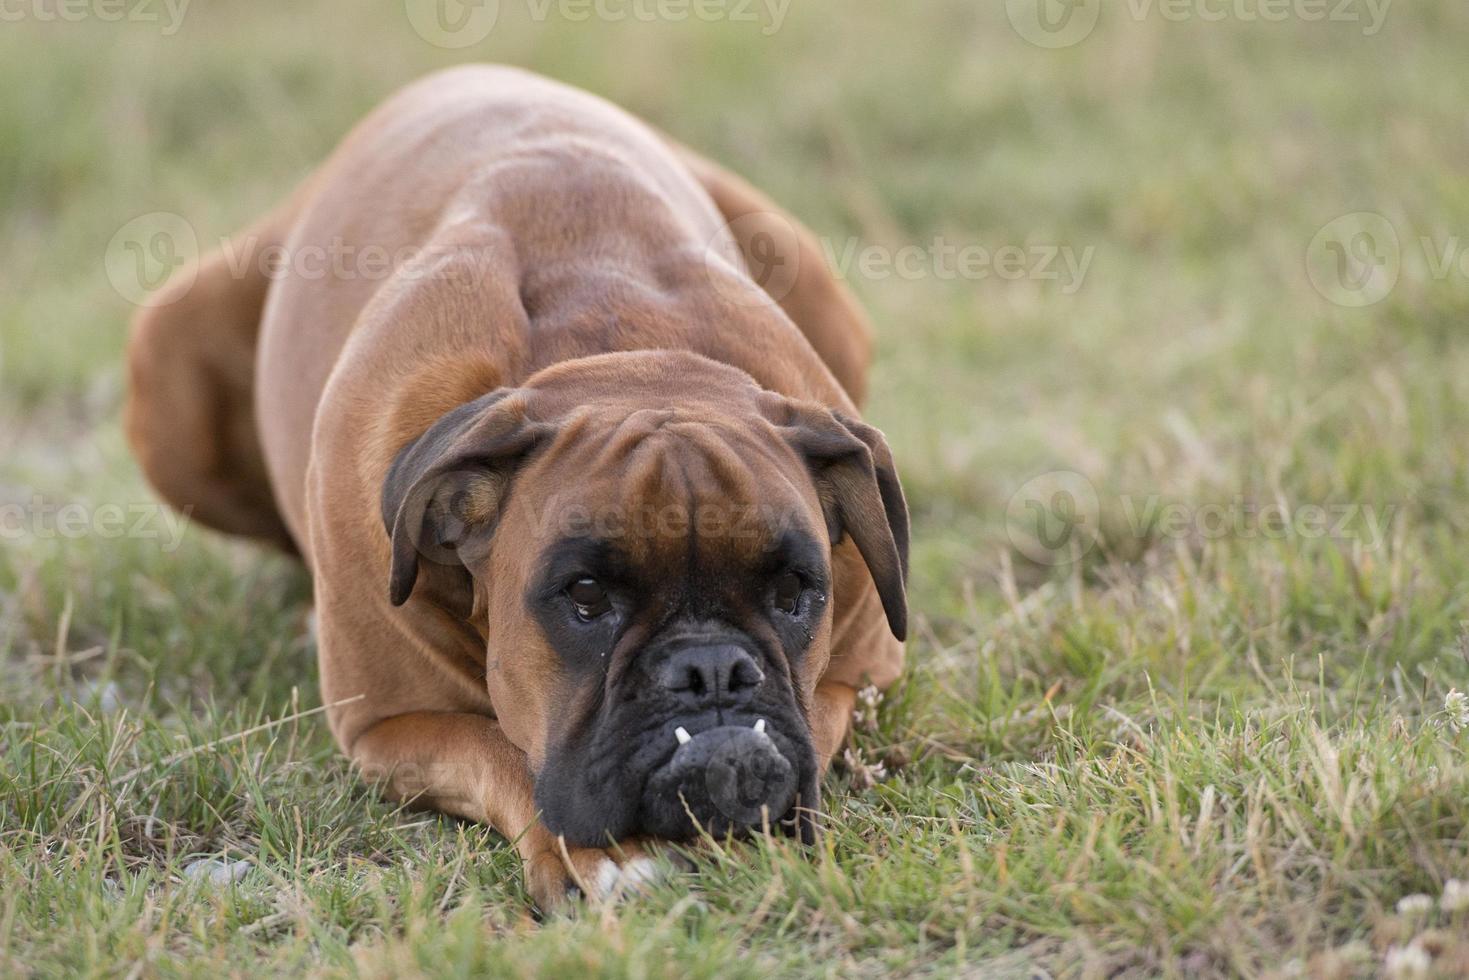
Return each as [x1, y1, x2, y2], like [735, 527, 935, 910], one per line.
[772, 572, 803, 614]
[566, 577, 611, 621]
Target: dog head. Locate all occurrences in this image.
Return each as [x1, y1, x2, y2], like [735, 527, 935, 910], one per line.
[381, 351, 907, 846]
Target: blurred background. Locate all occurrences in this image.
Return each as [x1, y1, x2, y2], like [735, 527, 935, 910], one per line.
[4, 1, 1469, 975]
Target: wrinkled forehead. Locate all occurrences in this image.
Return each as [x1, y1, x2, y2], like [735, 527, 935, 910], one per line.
[513, 407, 822, 567]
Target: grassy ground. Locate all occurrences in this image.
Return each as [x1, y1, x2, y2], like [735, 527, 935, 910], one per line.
[4, 1, 1469, 976]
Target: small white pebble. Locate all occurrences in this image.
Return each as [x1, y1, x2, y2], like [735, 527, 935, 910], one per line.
[1442, 879, 1469, 912]
[1396, 893, 1433, 915]
[184, 858, 251, 885]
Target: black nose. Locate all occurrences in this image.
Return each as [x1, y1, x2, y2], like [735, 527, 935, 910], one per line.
[655, 645, 765, 706]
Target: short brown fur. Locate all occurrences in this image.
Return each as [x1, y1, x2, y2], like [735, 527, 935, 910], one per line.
[126, 65, 903, 908]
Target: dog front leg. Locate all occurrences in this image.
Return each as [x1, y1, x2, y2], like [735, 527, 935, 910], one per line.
[349, 712, 659, 910]
[810, 680, 858, 771]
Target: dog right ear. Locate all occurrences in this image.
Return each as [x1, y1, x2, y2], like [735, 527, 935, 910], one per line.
[381, 389, 553, 609]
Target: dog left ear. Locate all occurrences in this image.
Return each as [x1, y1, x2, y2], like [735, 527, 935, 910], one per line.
[766, 397, 910, 641]
[381, 389, 553, 611]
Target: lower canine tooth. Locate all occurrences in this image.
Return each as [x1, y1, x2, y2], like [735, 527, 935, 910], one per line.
[754, 719, 766, 733]
[675, 726, 692, 745]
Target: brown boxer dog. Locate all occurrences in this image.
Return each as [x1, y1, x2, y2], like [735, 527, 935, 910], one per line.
[125, 65, 905, 909]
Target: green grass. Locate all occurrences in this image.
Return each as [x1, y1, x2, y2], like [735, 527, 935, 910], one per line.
[5, 1, 1469, 976]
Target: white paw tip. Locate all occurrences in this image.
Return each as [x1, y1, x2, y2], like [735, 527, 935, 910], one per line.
[589, 856, 662, 899]
[620, 856, 661, 888]
[674, 726, 692, 745]
[592, 858, 621, 899]
[754, 718, 766, 733]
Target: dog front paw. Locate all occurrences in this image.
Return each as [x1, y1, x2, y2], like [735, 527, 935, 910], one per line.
[525, 837, 665, 912]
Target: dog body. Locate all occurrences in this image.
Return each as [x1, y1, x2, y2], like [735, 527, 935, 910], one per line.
[127, 65, 905, 907]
